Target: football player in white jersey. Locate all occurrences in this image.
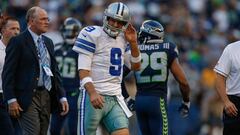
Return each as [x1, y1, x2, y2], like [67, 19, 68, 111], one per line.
[73, 2, 141, 135]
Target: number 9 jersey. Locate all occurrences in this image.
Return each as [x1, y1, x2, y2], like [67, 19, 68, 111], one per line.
[135, 42, 179, 97]
[72, 26, 131, 96]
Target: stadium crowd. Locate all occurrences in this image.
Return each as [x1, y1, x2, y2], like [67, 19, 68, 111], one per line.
[1, 0, 240, 135]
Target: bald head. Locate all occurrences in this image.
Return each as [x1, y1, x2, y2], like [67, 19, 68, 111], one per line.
[26, 6, 49, 35]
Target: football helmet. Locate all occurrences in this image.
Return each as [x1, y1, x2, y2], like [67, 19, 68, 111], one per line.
[61, 17, 82, 44]
[103, 2, 131, 37]
[138, 20, 164, 44]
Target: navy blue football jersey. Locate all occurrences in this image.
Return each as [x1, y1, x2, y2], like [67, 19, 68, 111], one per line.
[55, 44, 79, 92]
[135, 42, 178, 97]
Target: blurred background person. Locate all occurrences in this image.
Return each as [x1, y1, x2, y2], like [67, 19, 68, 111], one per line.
[50, 17, 82, 135]
[0, 15, 20, 135]
[0, 16, 20, 45]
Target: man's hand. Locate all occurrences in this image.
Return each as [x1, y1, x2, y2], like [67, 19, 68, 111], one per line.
[8, 101, 23, 118]
[60, 100, 69, 116]
[89, 91, 105, 109]
[126, 97, 135, 111]
[224, 100, 238, 117]
[178, 101, 190, 118]
[124, 23, 137, 44]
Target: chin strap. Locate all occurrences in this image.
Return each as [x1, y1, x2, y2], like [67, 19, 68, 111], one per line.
[103, 26, 119, 38]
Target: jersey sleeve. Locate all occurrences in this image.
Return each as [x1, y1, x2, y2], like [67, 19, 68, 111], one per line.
[214, 46, 231, 77]
[168, 43, 179, 66]
[73, 26, 97, 71]
[72, 26, 96, 56]
[77, 53, 92, 70]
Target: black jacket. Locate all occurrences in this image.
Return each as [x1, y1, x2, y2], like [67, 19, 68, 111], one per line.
[2, 30, 66, 112]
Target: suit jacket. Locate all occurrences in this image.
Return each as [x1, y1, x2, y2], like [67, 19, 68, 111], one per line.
[2, 30, 66, 112]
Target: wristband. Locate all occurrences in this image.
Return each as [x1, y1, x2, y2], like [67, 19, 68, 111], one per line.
[81, 77, 93, 88]
[130, 55, 141, 63]
[182, 101, 190, 108]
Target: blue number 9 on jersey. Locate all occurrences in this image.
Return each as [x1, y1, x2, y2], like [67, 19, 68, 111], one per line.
[109, 48, 122, 76]
[84, 26, 96, 32]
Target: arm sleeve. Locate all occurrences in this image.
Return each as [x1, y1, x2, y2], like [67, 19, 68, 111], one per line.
[214, 46, 231, 77]
[78, 53, 93, 71]
[73, 27, 96, 71]
[2, 37, 20, 100]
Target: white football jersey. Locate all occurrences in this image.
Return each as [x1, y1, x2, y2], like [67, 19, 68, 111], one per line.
[73, 26, 131, 95]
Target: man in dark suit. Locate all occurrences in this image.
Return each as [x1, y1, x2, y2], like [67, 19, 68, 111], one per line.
[2, 6, 69, 135]
[0, 15, 20, 135]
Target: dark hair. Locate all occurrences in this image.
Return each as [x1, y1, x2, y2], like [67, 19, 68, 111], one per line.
[0, 16, 18, 32]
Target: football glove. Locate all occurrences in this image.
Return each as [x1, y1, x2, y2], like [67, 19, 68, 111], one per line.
[125, 97, 135, 111]
[178, 101, 190, 118]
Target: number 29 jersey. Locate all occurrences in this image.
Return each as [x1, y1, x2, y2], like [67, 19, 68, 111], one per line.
[135, 42, 179, 97]
[72, 26, 130, 96]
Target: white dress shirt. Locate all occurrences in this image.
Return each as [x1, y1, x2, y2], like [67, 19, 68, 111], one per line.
[0, 40, 6, 93]
[28, 28, 50, 87]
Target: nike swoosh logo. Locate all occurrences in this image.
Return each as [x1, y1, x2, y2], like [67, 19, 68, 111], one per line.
[82, 33, 87, 37]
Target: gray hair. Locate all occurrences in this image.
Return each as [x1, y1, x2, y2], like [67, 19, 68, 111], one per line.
[26, 6, 40, 23]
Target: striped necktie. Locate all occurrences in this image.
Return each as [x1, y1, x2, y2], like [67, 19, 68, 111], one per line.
[37, 37, 52, 90]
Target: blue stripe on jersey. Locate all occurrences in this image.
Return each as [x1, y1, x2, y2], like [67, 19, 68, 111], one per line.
[78, 88, 86, 135]
[75, 43, 95, 53]
[76, 38, 96, 49]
